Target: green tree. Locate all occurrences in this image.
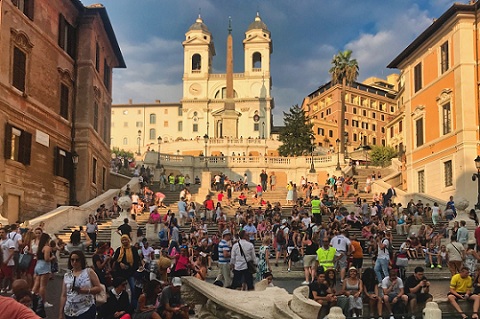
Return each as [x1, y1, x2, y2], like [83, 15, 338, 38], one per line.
[370, 145, 397, 167]
[111, 147, 134, 159]
[278, 104, 314, 156]
[329, 50, 359, 154]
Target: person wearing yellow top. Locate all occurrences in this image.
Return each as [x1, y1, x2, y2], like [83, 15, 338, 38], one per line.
[447, 267, 480, 319]
[316, 238, 336, 271]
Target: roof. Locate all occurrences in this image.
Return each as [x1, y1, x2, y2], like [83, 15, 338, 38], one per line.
[188, 15, 210, 33]
[85, 4, 126, 68]
[387, 2, 475, 68]
[247, 12, 270, 33]
[307, 80, 396, 100]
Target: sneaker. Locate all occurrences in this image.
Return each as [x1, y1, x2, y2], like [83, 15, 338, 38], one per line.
[301, 281, 309, 285]
[430, 264, 434, 269]
[437, 265, 442, 269]
[352, 314, 357, 318]
[44, 302, 53, 308]
[287, 268, 291, 272]
[389, 315, 395, 319]
[411, 315, 416, 319]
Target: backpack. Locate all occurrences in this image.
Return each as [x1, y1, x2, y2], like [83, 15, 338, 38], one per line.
[276, 227, 286, 245]
[158, 229, 167, 241]
[289, 247, 300, 262]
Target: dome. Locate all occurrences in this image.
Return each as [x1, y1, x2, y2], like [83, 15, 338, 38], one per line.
[247, 12, 269, 32]
[188, 15, 209, 32]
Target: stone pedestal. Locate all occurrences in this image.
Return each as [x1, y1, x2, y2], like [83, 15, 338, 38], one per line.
[110, 196, 138, 250]
[145, 223, 160, 242]
[325, 307, 345, 319]
[422, 302, 442, 319]
[196, 171, 212, 203]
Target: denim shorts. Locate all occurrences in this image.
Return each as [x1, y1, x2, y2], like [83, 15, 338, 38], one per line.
[34, 259, 51, 275]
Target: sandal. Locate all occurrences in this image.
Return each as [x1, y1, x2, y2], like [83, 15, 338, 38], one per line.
[460, 313, 468, 319]
[472, 313, 478, 319]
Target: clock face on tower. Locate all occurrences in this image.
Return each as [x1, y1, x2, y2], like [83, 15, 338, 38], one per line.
[189, 83, 202, 96]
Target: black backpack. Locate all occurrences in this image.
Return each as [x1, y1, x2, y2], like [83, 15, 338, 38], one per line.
[289, 247, 300, 262]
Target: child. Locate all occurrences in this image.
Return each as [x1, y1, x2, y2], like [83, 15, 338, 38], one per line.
[439, 245, 448, 267]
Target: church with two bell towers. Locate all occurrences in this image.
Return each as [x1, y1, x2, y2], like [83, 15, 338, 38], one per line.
[181, 13, 274, 139]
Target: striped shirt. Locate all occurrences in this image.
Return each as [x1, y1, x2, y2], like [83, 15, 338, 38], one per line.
[218, 239, 231, 264]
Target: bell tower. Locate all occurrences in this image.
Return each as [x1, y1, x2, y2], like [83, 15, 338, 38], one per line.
[182, 15, 215, 99]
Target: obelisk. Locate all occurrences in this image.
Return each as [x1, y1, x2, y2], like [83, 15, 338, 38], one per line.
[221, 17, 239, 138]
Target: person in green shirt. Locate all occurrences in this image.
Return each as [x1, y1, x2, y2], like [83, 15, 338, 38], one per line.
[311, 196, 321, 224]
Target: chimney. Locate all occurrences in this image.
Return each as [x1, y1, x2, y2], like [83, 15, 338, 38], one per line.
[128, 99, 133, 104]
[155, 100, 161, 104]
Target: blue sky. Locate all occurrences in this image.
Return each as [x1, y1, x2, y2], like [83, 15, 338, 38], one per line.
[82, 0, 456, 124]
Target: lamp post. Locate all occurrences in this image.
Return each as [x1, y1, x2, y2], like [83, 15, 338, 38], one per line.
[69, 151, 79, 206]
[262, 121, 265, 139]
[335, 138, 341, 171]
[365, 146, 369, 169]
[156, 136, 162, 168]
[137, 130, 142, 155]
[344, 132, 349, 160]
[473, 155, 480, 210]
[203, 134, 209, 171]
[309, 135, 316, 173]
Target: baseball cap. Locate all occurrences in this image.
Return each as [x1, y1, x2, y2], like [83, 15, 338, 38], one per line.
[222, 229, 231, 236]
[282, 219, 287, 224]
[172, 277, 182, 287]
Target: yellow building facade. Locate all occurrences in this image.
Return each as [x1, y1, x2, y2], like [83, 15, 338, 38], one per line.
[388, 2, 480, 203]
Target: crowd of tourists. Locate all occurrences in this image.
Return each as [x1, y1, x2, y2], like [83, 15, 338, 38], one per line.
[3, 168, 480, 319]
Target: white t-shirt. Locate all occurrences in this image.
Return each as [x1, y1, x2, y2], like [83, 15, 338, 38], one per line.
[1, 238, 15, 266]
[7, 231, 22, 252]
[377, 238, 390, 260]
[330, 235, 351, 252]
[141, 246, 155, 263]
[381, 276, 404, 295]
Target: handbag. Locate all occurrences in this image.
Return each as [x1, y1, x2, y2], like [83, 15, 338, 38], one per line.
[238, 241, 256, 274]
[18, 253, 32, 270]
[95, 284, 107, 305]
[396, 257, 409, 267]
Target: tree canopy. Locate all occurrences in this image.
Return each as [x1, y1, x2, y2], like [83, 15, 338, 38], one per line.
[278, 104, 314, 157]
[370, 145, 398, 167]
[329, 50, 359, 85]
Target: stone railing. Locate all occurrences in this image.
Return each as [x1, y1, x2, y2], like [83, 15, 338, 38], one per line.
[27, 177, 140, 235]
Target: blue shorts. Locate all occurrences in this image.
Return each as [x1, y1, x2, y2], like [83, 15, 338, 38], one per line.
[34, 259, 51, 275]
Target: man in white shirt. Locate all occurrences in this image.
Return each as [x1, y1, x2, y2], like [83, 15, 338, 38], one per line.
[230, 230, 256, 290]
[0, 227, 15, 293]
[382, 269, 408, 319]
[7, 224, 22, 277]
[375, 231, 391, 283]
[330, 230, 352, 282]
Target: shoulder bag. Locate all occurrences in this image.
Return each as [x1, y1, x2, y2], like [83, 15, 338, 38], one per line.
[95, 284, 107, 305]
[238, 241, 256, 274]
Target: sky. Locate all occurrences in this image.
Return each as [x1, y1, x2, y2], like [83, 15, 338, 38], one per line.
[82, 0, 457, 124]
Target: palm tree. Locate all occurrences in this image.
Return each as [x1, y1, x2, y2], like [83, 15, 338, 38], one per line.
[329, 50, 359, 154]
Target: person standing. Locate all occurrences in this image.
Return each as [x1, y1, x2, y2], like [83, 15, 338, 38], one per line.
[316, 237, 336, 272]
[0, 227, 15, 293]
[311, 196, 321, 225]
[302, 232, 319, 285]
[256, 236, 271, 282]
[230, 230, 256, 290]
[374, 231, 391, 283]
[216, 229, 233, 288]
[85, 216, 98, 253]
[269, 172, 276, 191]
[260, 170, 268, 192]
[32, 233, 54, 308]
[457, 220, 469, 247]
[330, 230, 351, 283]
[112, 235, 140, 308]
[446, 235, 465, 276]
[7, 224, 22, 279]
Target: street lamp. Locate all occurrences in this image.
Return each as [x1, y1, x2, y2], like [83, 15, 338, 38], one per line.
[473, 155, 480, 209]
[335, 138, 341, 171]
[262, 121, 265, 139]
[137, 130, 142, 155]
[156, 136, 162, 168]
[69, 151, 79, 206]
[309, 135, 316, 173]
[365, 146, 369, 169]
[344, 132, 349, 160]
[203, 134, 209, 171]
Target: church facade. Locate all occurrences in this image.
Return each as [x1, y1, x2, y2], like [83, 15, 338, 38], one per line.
[111, 13, 274, 153]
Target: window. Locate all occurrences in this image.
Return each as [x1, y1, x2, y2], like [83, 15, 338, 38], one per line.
[381, 114, 385, 121]
[399, 121, 403, 132]
[95, 42, 100, 71]
[353, 133, 357, 142]
[93, 102, 98, 132]
[442, 102, 452, 135]
[415, 118, 424, 147]
[362, 110, 367, 116]
[103, 59, 110, 91]
[192, 54, 201, 71]
[164, 121, 168, 127]
[352, 108, 357, 114]
[344, 119, 349, 126]
[440, 41, 449, 74]
[123, 122, 128, 127]
[193, 123, 198, 132]
[58, 14, 76, 58]
[178, 121, 183, 131]
[444, 160, 453, 187]
[103, 116, 108, 141]
[418, 170, 425, 193]
[164, 109, 168, 115]
[13, 0, 34, 20]
[4, 124, 31, 165]
[12, 47, 26, 92]
[149, 129, 156, 140]
[372, 112, 376, 119]
[381, 127, 385, 133]
[318, 128, 324, 135]
[328, 130, 333, 138]
[372, 124, 376, 131]
[372, 137, 376, 145]
[178, 107, 183, 116]
[252, 52, 262, 69]
[149, 113, 156, 124]
[390, 127, 394, 138]
[123, 137, 128, 145]
[136, 121, 142, 128]
[254, 123, 259, 131]
[54, 147, 72, 179]
[60, 83, 69, 119]
[92, 157, 97, 184]
[390, 106, 395, 113]
[414, 62, 422, 92]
